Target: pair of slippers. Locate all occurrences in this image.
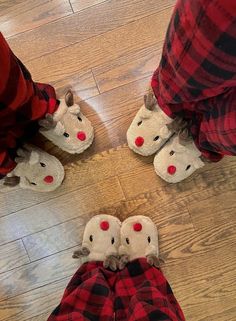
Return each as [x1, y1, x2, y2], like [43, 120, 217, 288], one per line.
[127, 90, 205, 183]
[4, 90, 94, 192]
[73, 214, 162, 271]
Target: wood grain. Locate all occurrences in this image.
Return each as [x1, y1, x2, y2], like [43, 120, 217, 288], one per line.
[0, 0, 72, 38]
[163, 244, 236, 321]
[183, 296, 236, 321]
[188, 190, 236, 230]
[119, 156, 236, 200]
[8, 1, 174, 61]
[0, 278, 69, 321]
[0, 177, 125, 244]
[52, 69, 99, 101]
[71, 0, 108, 12]
[0, 249, 82, 302]
[93, 43, 162, 92]
[0, 145, 147, 216]
[0, 240, 30, 274]
[25, 8, 172, 81]
[23, 217, 86, 261]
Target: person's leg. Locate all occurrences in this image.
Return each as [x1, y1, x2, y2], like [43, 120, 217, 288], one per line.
[151, 0, 236, 161]
[0, 32, 59, 178]
[115, 259, 185, 321]
[47, 262, 116, 321]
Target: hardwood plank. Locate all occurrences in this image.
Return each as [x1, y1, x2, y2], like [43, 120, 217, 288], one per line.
[188, 190, 236, 230]
[71, 0, 108, 12]
[0, 278, 69, 321]
[183, 297, 236, 321]
[25, 313, 53, 321]
[93, 43, 162, 93]
[52, 69, 99, 101]
[161, 219, 236, 263]
[163, 244, 236, 321]
[0, 0, 23, 11]
[79, 77, 149, 121]
[0, 177, 125, 244]
[23, 217, 86, 261]
[24, 8, 173, 81]
[8, 1, 174, 62]
[0, 249, 83, 302]
[119, 156, 236, 200]
[0, 240, 30, 274]
[0, 0, 72, 38]
[0, 144, 146, 217]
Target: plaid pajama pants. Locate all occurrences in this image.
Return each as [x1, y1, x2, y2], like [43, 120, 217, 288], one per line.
[0, 32, 58, 178]
[152, 0, 236, 161]
[47, 259, 185, 321]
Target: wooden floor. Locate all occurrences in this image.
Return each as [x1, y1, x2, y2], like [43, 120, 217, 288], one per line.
[1, 1, 236, 320]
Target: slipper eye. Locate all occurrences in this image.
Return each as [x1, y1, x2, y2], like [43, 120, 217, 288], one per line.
[78, 116, 82, 122]
[169, 151, 175, 156]
[126, 237, 130, 245]
[154, 136, 159, 141]
[137, 121, 142, 126]
[186, 165, 191, 170]
[40, 162, 46, 167]
[30, 182, 37, 185]
[63, 132, 69, 138]
[111, 237, 115, 244]
[148, 236, 151, 243]
[89, 235, 93, 242]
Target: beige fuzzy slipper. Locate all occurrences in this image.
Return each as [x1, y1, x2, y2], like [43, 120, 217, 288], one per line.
[6, 144, 64, 192]
[127, 90, 173, 156]
[119, 215, 161, 269]
[39, 90, 94, 154]
[72, 214, 121, 271]
[153, 131, 205, 183]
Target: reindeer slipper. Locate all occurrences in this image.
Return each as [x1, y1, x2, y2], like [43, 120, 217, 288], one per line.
[127, 90, 173, 156]
[73, 214, 121, 271]
[119, 215, 161, 269]
[39, 90, 94, 154]
[153, 131, 205, 183]
[5, 144, 64, 192]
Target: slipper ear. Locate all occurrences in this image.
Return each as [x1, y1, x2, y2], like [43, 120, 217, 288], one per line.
[140, 107, 152, 119]
[68, 104, 81, 115]
[160, 125, 171, 138]
[144, 91, 157, 111]
[39, 113, 57, 131]
[178, 128, 192, 146]
[54, 121, 65, 136]
[65, 89, 74, 107]
[192, 157, 205, 169]
[29, 151, 40, 165]
[19, 176, 31, 188]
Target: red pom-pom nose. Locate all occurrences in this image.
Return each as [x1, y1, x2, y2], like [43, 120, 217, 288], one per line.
[44, 175, 54, 183]
[100, 221, 109, 231]
[167, 165, 176, 175]
[133, 223, 142, 232]
[135, 136, 144, 147]
[77, 131, 86, 141]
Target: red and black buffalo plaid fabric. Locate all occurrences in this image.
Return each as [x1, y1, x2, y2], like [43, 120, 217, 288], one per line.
[151, 0, 236, 161]
[47, 259, 185, 321]
[0, 32, 59, 178]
